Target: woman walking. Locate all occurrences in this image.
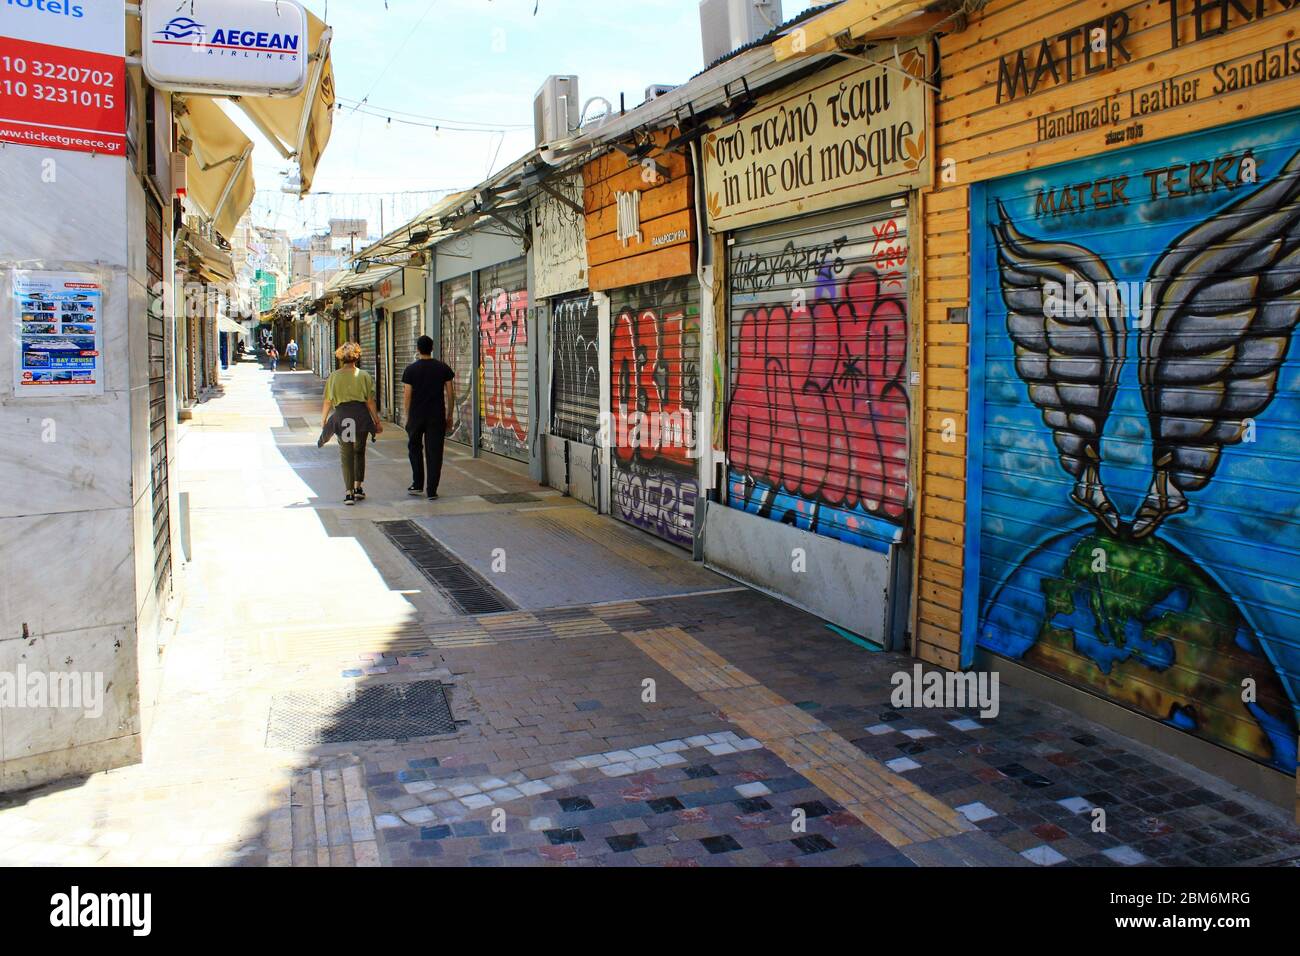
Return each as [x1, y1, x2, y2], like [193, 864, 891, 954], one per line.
[321, 342, 383, 505]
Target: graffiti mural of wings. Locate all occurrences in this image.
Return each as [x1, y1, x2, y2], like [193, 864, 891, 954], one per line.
[1132, 149, 1300, 538]
[991, 202, 1127, 532]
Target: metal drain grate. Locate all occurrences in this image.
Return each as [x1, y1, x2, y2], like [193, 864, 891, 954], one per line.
[283, 416, 309, 429]
[266, 680, 456, 748]
[378, 520, 517, 614]
[481, 492, 540, 504]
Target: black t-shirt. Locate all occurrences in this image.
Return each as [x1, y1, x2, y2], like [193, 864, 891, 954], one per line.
[402, 358, 454, 424]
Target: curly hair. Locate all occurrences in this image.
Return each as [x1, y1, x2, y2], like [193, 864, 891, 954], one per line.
[335, 341, 363, 364]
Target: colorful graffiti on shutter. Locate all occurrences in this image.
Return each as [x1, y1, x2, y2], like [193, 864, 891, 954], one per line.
[610, 277, 700, 548]
[726, 209, 910, 552]
[477, 270, 529, 461]
[971, 111, 1300, 772]
[439, 275, 474, 446]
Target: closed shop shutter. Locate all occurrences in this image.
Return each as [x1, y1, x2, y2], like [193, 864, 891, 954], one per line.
[377, 313, 390, 417]
[476, 256, 530, 461]
[968, 112, 1300, 773]
[204, 314, 216, 388]
[360, 310, 378, 396]
[440, 274, 473, 446]
[610, 276, 700, 549]
[391, 305, 421, 427]
[145, 193, 171, 598]
[186, 312, 199, 399]
[726, 200, 911, 551]
[550, 291, 599, 444]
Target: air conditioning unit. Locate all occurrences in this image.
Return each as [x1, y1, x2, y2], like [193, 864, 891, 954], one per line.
[644, 83, 677, 103]
[534, 75, 580, 147]
[699, 0, 783, 66]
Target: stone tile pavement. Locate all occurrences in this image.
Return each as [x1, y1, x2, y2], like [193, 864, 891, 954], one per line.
[2, 363, 1296, 868]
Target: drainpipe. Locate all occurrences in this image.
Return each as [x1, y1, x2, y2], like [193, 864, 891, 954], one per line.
[691, 136, 717, 562]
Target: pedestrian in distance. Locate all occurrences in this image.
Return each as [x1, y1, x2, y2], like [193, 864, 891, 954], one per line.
[321, 342, 383, 505]
[269, 346, 279, 372]
[286, 338, 299, 371]
[402, 334, 454, 500]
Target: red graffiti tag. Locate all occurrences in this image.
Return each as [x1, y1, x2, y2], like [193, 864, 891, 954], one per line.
[729, 267, 908, 520]
[612, 305, 695, 467]
[479, 287, 528, 440]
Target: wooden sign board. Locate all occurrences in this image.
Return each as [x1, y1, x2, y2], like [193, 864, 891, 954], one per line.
[702, 45, 933, 232]
[583, 128, 696, 292]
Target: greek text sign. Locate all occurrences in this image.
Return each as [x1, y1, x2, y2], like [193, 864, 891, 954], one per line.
[703, 47, 931, 231]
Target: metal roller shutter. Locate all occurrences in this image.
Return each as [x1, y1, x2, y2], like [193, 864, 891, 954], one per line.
[550, 291, 599, 444]
[145, 194, 171, 598]
[360, 309, 378, 395]
[391, 305, 421, 427]
[968, 112, 1300, 773]
[439, 274, 473, 446]
[726, 200, 911, 552]
[476, 257, 530, 461]
[610, 276, 701, 549]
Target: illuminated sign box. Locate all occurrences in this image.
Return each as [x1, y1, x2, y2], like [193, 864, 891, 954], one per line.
[141, 0, 308, 97]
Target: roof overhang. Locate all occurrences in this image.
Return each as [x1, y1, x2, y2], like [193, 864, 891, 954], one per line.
[772, 0, 953, 61]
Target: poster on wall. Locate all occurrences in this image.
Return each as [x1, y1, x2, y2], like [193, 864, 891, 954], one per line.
[702, 45, 931, 232]
[0, 0, 126, 156]
[12, 269, 104, 396]
[533, 174, 587, 300]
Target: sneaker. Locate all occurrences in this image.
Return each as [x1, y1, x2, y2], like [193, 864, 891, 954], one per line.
[407, 483, 423, 496]
[344, 493, 355, 506]
[354, 486, 366, 500]
[427, 492, 439, 500]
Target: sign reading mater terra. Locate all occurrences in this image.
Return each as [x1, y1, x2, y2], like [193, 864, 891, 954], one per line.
[703, 44, 931, 232]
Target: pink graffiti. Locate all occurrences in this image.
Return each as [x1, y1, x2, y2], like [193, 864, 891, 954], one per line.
[479, 287, 528, 440]
[728, 267, 908, 520]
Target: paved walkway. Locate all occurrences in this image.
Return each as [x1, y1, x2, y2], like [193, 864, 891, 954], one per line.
[0, 361, 1297, 867]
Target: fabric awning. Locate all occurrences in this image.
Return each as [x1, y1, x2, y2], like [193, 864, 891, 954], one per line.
[772, 0, 949, 60]
[178, 97, 256, 241]
[232, 10, 335, 197]
[177, 226, 237, 283]
[218, 315, 249, 336]
[324, 265, 401, 295]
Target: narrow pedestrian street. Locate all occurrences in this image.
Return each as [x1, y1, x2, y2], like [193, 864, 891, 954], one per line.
[0, 363, 1295, 868]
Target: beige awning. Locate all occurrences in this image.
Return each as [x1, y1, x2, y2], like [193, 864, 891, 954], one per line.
[324, 265, 401, 295]
[218, 314, 249, 336]
[177, 225, 237, 283]
[232, 10, 336, 197]
[177, 97, 256, 241]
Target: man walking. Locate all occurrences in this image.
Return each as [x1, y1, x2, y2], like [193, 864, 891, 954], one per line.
[402, 335, 454, 500]
[286, 338, 299, 371]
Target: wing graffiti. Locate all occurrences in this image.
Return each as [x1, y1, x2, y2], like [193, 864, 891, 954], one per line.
[1133, 148, 1300, 538]
[992, 202, 1127, 533]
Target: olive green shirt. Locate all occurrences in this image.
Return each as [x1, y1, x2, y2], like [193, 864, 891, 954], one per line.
[325, 367, 375, 406]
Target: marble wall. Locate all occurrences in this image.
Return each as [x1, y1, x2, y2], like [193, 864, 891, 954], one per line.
[0, 146, 175, 790]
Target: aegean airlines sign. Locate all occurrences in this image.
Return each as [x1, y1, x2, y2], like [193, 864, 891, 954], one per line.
[141, 0, 308, 97]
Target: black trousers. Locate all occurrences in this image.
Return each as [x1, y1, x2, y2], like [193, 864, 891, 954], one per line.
[407, 417, 446, 495]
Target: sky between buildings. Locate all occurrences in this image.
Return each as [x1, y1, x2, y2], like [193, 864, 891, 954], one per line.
[237, 0, 819, 239]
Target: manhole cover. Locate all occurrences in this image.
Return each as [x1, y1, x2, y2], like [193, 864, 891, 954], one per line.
[481, 492, 540, 504]
[378, 520, 517, 614]
[266, 680, 456, 748]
